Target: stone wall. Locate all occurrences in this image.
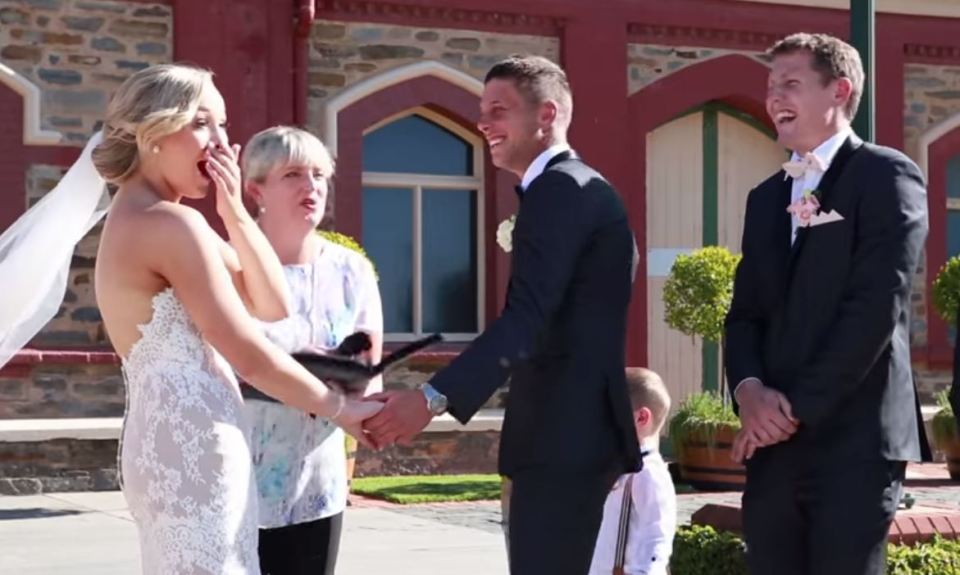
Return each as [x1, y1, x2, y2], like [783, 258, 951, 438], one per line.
[0, 438, 118, 495]
[627, 43, 767, 96]
[0, 361, 123, 418]
[0, 0, 173, 145]
[306, 20, 560, 131]
[0, 428, 499, 494]
[0, 354, 504, 419]
[386, 363, 509, 408]
[1, 0, 173, 348]
[903, 63, 960, 160]
[24, 165, 110, 347]
[903, 63, 960, 397]
[355, 430, 499, 477]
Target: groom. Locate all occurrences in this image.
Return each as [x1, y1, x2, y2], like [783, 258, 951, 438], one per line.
[725, 33, 928, 575]
[364, 55, 641, 574]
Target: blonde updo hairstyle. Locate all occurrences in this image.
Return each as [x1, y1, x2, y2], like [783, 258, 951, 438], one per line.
[92, 64, 214, 183]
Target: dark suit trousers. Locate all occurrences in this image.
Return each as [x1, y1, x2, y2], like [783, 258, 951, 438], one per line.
[743, 448, 905, 575]
[508, 467, 618, 575]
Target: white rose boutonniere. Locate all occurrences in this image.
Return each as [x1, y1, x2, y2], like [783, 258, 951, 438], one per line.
[496, 214, 516, 253]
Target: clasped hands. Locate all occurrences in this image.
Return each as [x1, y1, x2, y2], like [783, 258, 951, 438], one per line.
[317, 343, 433, 450]
[323, 370, 431, 450]
[731, 379, 800, 463]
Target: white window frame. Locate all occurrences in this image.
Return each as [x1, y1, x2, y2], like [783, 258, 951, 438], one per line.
[362, 107, 486, 342]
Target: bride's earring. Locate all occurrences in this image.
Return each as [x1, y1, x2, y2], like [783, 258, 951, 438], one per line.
[151, 145, 160, 154]
[258, 205, 266, 215]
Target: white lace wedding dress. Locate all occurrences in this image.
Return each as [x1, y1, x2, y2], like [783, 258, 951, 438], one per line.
[119, 288, 261, 574]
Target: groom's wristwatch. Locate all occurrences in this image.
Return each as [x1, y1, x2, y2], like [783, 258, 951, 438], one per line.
[419, 383, 448, 415]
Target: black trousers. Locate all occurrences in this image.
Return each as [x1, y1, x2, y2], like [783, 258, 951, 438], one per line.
[258, 513, 343, 575]
[508, 468, 618, 575]
[743, 451, 905, 575]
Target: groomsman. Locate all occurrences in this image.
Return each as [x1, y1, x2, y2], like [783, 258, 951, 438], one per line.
[725, 33, 928, 575]
[365, 55, 641, 575]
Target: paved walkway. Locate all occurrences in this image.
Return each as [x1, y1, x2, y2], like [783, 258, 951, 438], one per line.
[0, 464, 956, 574]
[0, 492, 509, 575]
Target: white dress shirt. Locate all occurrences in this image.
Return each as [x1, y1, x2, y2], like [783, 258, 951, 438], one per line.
[589, 442, 677, 575]
[786, 127, 852, 244]
[519, 143, 572, 191]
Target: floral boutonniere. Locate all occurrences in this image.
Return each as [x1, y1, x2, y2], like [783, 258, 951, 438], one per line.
[496, 214, 516, 253]
[786, 189, 821, 228]
[786, 189, 845, 229]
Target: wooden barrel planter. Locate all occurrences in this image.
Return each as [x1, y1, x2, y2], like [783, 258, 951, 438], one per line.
[931, 408, 960, 481]
[939, 434, 960, 481]
[676, 425, 746, 491]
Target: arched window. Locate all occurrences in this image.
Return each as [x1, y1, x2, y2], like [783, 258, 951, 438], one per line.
[944, 153, 960, 345]
[920, 118, 960, 363]
[946, 154, 960, 260]
[361, 107, 484, 341]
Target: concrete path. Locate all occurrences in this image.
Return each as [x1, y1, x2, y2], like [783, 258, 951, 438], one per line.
[0, 463, 955, 574]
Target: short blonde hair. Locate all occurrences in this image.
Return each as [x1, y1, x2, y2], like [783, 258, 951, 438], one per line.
[625, 368, 671, 434]
[92, 63, 214, 183]
[241, 126, 335, 184]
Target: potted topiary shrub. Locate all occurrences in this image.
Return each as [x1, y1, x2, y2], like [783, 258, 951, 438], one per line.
[667, 391, 743, 491]
[662, 246, 744, 490]
[317, 229, 377, 488]
[931, 390, 959, 481]
[929, 255, 960, 481]
[932, 255, 960, 334]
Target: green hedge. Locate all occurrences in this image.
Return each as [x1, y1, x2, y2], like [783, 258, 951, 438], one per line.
[672, 525, 748, 575]
[672, 525, 960, 575]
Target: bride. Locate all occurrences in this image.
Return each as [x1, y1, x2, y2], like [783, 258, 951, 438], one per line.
[0, 63, 381, 574]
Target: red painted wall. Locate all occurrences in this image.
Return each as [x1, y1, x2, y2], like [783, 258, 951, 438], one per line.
[173, 0, 298, 230]
[0, 88, 26, 234]
[925, 126, 960, 367]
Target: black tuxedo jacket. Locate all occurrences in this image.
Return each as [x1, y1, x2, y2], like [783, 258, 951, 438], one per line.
[430, 151, 641, 477]
[725, 135, 929, 462]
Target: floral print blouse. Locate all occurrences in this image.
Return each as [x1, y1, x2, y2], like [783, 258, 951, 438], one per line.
[244, 240, 382, 528]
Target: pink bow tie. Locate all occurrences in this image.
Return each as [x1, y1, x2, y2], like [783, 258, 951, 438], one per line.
[782, 152, 827, 179]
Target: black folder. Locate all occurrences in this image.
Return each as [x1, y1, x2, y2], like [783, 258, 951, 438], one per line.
[239, 333, 444, 402]
[292, 333, 443, 391]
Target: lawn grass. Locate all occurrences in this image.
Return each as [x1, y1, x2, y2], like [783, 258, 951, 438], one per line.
[350, 474, 502, 504]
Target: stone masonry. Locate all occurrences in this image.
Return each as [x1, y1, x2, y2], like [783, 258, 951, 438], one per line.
[306, 21, 558, 223]
[24, 165, 110, 348]
[307, 20, 559, 129]
[0, 361, 123, 419]
[903, 63, 960, 353]
[0, 0, 173, 145]
[903, 63, 960, 160]
[903, 63, 960, 398]
[627, 43, 767, 96]
[1, 0, 172, 349]
[355, 430, 499, 477]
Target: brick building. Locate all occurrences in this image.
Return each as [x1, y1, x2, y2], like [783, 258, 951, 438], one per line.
[1, 0, 960, 488]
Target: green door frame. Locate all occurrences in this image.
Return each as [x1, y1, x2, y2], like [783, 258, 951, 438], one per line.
[697, 103, 776, 394]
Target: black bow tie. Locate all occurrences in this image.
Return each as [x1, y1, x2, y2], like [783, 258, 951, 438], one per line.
[514, 185, 524, 199]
